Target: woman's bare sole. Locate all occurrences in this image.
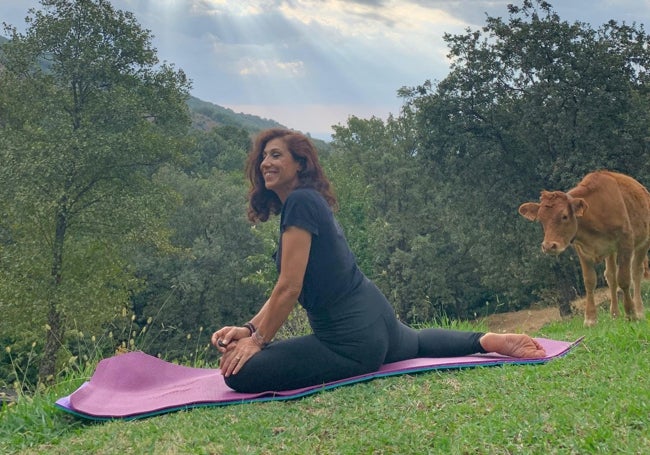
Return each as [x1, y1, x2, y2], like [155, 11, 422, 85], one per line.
[479, 333, 547, 358]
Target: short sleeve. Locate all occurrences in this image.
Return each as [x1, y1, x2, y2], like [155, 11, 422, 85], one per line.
[280, 189, 327, 236]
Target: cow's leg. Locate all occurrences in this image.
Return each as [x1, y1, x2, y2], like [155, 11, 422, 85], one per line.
[616, 249, 635, 320]
[629, 248, 648, 321]
[578, 255, 598, 326]
[604, 254, 619, 318]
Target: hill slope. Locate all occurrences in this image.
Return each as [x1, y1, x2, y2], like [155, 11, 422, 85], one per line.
[187, 96, 285, 133]
[1, 36, 330, 145]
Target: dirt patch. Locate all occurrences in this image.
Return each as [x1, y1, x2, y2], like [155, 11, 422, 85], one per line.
[482, 306, 561, 333]
[482, 288, 613, 333]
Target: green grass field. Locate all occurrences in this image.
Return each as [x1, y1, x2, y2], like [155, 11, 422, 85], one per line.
[1, 309, 649, 454]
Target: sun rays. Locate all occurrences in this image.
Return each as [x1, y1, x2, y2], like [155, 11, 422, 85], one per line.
[146, 0, 465, 137]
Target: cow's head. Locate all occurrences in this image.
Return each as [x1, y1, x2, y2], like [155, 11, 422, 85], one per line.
[518, 190, 588, 255]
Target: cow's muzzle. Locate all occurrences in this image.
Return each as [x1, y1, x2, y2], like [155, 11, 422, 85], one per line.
[541, 241, 565, 255]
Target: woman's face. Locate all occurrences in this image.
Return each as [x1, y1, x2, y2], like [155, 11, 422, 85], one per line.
[260, 137, 301, 202]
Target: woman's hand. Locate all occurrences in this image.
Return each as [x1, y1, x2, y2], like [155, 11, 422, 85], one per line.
[211, 326, 262, 376]
[211, 326, 250, 353]
[218, 337, 261, 377]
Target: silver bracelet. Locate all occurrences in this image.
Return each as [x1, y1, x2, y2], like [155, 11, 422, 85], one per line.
[252, 330, 269, 349]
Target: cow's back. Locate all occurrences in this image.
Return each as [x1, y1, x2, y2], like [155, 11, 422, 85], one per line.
[607, 171, 650, 243]
[612, 172, 650, 239]
[569, 171, 650, 242]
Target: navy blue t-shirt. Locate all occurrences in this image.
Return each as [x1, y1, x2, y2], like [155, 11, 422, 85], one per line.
[276, 188, 365, 313]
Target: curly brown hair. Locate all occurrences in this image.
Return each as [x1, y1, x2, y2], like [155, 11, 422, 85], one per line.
[245, 128, 337, 222]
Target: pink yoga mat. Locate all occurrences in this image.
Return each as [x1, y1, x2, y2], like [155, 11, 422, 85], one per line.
[55, 337, 582, 420]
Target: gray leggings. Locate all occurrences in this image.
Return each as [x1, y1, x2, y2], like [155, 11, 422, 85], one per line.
[225, 279, 485, 393]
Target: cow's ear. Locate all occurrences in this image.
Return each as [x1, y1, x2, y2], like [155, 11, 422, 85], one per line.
[518, 203, 540, 221]
[571, 198, 588, 217]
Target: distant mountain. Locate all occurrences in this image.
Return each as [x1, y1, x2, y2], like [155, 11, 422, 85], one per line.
[187, 96, 332, 149]
[187, 96, 285, 133]
[1, 35, 329, 146]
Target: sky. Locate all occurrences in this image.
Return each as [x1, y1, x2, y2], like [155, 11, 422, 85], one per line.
[2, 1, 649, 140]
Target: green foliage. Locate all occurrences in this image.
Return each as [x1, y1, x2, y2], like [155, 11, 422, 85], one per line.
[186, 125, 251, 175]
[0, 0, 192, 379]
[128, 165, 268, 360]
[330, 115, 491, 321]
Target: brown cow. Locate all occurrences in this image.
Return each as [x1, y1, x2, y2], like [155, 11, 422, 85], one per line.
[519, 170, 650, 326]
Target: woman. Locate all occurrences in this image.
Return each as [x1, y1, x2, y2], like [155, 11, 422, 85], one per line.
[212, 128, 545, 393]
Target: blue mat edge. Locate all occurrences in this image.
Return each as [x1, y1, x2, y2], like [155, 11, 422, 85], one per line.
[55, 336, 584, 421]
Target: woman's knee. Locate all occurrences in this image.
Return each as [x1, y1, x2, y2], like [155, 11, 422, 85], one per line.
[223, 369, 263, 393]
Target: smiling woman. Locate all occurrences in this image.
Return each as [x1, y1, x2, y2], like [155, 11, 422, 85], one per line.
[210, 128, 546, 393]
[245, 128, 336, 222]
[259, 137, 303, 202]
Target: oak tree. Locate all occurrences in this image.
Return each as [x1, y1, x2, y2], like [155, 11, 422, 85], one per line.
[0, 0, 191, 380]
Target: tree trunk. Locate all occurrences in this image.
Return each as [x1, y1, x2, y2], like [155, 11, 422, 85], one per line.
[38, 203, 68, 383]
[38, 303, 64, 383]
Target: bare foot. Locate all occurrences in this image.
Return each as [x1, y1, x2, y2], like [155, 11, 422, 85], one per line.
[479, 333, 547, 359]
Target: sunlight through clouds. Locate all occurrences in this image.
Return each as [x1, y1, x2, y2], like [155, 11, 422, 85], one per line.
[237, 58, 306, 77]
[189, 0, 267, 16]
[3, 0, 647, 139]
[279, 0, 466, 39]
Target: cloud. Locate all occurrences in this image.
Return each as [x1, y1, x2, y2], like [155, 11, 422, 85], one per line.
[211, 0, 468, 106]
[3, 0, 649, 139]
[237, 58, 306, 77]
[279, 0, 467, 39]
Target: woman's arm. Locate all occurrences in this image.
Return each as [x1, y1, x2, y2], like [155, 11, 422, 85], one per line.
[216, 225, 311, 376]
[250, 225, 311, 342]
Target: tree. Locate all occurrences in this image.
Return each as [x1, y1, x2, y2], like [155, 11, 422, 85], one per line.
[0, 0, 191, 381]
[330, 116, 489, 321]
[399, 0, 650, 314]
[188, 125, 251, 176]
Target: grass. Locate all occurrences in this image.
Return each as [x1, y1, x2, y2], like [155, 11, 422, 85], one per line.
[1, 310, 649, 454]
